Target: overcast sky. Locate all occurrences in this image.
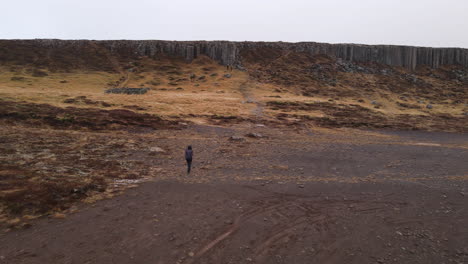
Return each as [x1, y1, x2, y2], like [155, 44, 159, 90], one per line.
[1, 0, 467, 48]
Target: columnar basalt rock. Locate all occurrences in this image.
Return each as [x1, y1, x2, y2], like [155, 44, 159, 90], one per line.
[1, 39, 467, 70]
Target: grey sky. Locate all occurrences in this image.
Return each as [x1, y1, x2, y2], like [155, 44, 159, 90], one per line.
[1, 0, 468, 48]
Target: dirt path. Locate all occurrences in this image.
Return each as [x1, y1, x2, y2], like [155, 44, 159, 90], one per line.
[239, 81, 264, 121]
[0, 127, 467, 264]
[0, 181, 466, 264]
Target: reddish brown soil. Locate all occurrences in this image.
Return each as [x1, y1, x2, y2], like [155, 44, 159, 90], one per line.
[0, 181, 467, 264]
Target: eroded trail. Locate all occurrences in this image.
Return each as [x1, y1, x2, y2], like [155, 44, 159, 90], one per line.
[239, 80, 264, 121]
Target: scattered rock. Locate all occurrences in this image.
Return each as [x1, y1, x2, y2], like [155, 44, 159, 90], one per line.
[21, 222, 32, 229]
[273, 165, 289, 170]
[150, 147, 165, 153]
[298, 184, 305, 188]
[11, 76, 26, 81]
[188, 252, 194, 257]
[236, 65, 246, 71]
[246, 132, 263, 138]
[223, 74, 232, 78]
[32, 69, 48, 77]
[51, 213, 66, 219]
[229, 136, 245, 141]
[426, 104, 433, 109]
[105, 87, 150, 95]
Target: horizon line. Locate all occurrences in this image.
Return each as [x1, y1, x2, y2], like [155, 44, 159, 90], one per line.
[1, 38, 467, 50]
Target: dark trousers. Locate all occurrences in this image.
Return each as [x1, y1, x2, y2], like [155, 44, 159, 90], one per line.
[186, 159, 192, 174]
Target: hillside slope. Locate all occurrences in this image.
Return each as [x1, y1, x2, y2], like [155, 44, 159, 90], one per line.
[0, 39, 466, 132]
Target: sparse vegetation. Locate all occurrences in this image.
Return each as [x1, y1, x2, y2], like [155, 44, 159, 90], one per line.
[32, 69, 48, 77]
[10, 76, 25, 81]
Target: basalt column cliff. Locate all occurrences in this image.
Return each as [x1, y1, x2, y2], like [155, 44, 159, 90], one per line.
[1, 39, 467, 70]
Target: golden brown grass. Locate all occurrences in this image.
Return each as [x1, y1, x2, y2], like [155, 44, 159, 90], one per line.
[1, 54, 466, 123]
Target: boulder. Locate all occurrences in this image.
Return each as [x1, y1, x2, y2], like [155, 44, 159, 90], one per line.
[229, 136, 245, 141]
[105, 87, 150, 95]
[149, 147, 165, 153]
[246, 132, 263, 138]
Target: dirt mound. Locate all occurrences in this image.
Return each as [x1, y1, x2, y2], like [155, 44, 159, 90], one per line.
[0, 99, 180, 131]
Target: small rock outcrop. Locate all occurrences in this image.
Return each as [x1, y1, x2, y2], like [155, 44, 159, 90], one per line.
[105, 88, 150, 95]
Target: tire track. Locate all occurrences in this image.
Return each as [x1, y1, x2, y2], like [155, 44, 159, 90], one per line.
[187, 202, 292, 263]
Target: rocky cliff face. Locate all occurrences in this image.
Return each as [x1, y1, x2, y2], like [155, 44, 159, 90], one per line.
[1, 39, 467, 70]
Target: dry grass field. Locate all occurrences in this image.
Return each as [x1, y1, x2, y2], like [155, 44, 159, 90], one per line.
[1, 52, 466, 128]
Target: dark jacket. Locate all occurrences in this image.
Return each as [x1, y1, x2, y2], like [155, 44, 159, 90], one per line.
[185, 149, 193, 160]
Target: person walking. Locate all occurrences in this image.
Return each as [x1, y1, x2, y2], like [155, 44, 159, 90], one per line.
[185, 145, 193, 174]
